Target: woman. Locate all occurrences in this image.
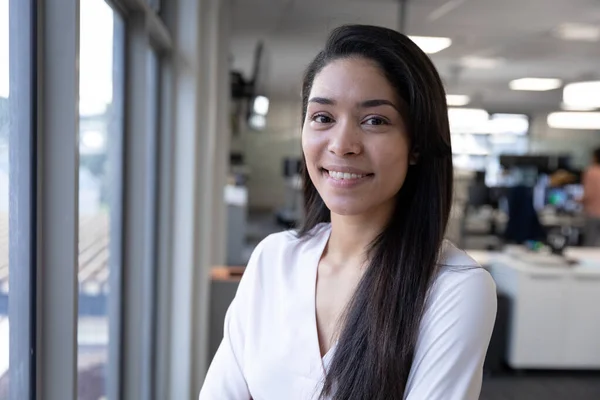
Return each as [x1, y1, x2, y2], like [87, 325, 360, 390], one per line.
[200, 25, 497, 400]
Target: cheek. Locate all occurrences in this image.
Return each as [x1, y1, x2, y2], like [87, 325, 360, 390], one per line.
[373, 138, 411, 186]
[380, 147, 409, 169]
[302, 128, 325, 166]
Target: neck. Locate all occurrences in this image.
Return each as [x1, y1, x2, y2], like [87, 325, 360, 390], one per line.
[327, 203, 393, 267]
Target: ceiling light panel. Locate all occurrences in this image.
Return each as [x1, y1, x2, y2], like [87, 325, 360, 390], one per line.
[563, 81, 600, 109]
[554, 23, 600, 42]
[547, 112, 600, 130]
[446, 94, 470, 106]
[561, 102, 597, 111]
[448, 108, 489, 133]
[460, 56, 504, 69]
[509, 78, 562, 91]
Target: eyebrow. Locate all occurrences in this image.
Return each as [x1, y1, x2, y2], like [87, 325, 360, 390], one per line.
[360, 99, 399, 112]
[308, 97, 336, 105]
[308, 97, 399, 112]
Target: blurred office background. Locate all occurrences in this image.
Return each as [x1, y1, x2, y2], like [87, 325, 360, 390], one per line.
[1, 0, 600, 399]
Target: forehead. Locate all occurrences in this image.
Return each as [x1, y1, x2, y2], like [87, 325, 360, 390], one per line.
[309, 57, 398, 104]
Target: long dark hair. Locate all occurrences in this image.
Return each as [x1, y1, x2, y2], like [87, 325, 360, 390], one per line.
[298, 25, 453, 399]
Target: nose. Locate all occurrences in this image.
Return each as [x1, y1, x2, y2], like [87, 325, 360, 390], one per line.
[327, 119, 362, 156]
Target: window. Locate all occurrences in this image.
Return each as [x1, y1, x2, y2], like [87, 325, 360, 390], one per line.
[0, 0, 9, 396]
[78, 1, 124, 398]
[1, 0, 34, 397]
[0, 0, 206, 397]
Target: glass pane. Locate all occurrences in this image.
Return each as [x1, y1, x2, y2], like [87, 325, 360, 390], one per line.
[78, 1, 123, 399]
[0, 0, 9, 397]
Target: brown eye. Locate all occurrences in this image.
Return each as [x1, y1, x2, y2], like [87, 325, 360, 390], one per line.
[312, 114, 334, 124]
[363, 117, 388, 126]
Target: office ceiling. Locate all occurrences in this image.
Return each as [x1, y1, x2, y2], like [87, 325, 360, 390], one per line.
[230, 0, 600, 113]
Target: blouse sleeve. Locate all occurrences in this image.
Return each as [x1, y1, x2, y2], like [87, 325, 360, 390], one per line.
[199, 239, 267, 399]
[404, 268, 497, 400]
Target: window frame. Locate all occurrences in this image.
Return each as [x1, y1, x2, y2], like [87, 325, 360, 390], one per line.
[31, 1, 175, 399]
[7, 0, 230, 398]
[105, 11, 126, 400]
[35, 0, 80, 398]
[7, 0, 36, 398]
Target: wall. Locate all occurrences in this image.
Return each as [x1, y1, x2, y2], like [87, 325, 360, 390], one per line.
[528, 114, 600, 169]
[242, 98, 303, 210]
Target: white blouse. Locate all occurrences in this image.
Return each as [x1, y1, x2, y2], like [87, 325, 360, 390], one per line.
[200, 223, 497, 400]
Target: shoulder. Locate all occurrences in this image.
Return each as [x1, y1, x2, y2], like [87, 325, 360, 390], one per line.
[406, 242, 497, 398]
[434, 240, 496, 295]
[423, 240, 497, 329]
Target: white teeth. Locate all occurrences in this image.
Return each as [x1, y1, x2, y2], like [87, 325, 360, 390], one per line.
[327, 170, 366, 180]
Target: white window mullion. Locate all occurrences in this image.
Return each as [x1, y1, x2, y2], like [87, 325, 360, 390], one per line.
[121, 12, 157, 400]
[168, 0, 205, 397]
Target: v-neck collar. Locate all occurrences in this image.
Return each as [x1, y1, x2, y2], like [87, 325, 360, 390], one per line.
[307, 223, 334, 374]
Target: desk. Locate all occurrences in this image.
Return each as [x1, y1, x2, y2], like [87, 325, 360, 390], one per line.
[489, 249, 600, 369]
[211, 266, 245, 281]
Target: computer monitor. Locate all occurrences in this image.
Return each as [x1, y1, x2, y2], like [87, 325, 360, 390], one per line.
[546, 184, 583, 212]
[283, 158, 302, 178]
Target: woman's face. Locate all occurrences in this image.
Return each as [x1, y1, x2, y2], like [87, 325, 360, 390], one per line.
[302, 57, 412, 217]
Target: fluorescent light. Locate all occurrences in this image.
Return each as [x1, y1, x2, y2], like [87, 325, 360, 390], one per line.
[253, 95, 270, 116]
[448, 108, 489, 122]
[460, 56, 504, 69]
[446, 94, 470, 106]
[409, 36, 452, 54]
[249, 114, 266, 130]
[448, 108, 489, 133]
[547, 112, 600, 130]
[554, 23, 600, 42]
[560, 102, 597, 111]
[489, 113, 529, 135]
[563, 81, 600, 109]
[509, 78, 562, 91]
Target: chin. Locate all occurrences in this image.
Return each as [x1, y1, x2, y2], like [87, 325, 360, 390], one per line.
[322, 199, 370, 216]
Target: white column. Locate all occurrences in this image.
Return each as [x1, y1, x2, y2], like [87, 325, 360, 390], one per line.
[191, 0, 230, 394]
[168, 0, 231, 398]
[168, 0, 203, 395]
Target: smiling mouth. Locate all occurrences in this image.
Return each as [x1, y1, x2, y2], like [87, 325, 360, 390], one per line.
[321, 168, 374, 180]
